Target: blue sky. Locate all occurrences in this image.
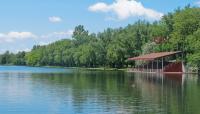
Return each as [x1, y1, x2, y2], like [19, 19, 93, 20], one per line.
[0, 0, 199, 53]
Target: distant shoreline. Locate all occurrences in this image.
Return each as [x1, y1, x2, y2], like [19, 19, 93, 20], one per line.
[42, 66, 127, 71]
[0, 65, 127, 71]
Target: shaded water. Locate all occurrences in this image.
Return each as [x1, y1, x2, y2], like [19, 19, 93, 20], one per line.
[0, 66, 199, 114]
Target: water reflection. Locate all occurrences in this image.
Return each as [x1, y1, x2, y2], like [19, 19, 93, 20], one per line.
[129, 73, 200, 114]
[0, 70, 199, 114]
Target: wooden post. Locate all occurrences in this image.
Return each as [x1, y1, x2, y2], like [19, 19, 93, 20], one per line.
[162, 57, 164, 72]
[157, 60, 159, 73]
[136, 64, 138, 72]
[151, 60, 153, 72]
[143, 64, 144, 72]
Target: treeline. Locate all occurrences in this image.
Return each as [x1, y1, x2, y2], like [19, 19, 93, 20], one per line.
[0, 6, 200, 68]
[0, 51, 26, 65]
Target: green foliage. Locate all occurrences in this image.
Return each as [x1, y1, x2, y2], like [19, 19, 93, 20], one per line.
[142, 42, 157, 54]
[169, 7, 200, 51]
[72, 25, 89, 46]
[0, 51, 16, 65]
[25, 39, 73, 66]
[187, 28, 200, 67]
[15, 51, 26, 65]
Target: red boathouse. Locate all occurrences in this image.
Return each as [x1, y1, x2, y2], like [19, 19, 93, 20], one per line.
[128, 51, 185, 74]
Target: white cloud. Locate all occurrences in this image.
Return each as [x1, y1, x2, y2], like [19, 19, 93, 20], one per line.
[0, 29, 73, 53]
[0, 32, 37, 43]
[195, 1, 200, 6]
[49, 16, 62, 23]
[88, 0, 163, 20]
[53, 30, 73, 37]
[16, 48, 31, 52]
[89, 2, 110, 12]
[39, 30, 73, 45]
[41, 30, 73, 39]
[39, 41, 50, 46]
[7, 32, 37, 39]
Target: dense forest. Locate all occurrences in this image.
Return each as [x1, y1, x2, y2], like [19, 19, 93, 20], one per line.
[0, 7, 200, 69]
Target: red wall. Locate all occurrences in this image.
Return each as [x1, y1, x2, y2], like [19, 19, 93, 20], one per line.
[164, 62, 183, 72]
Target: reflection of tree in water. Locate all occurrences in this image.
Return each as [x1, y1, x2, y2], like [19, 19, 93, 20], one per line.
[30, 71, 200, 114]
[30, 71, 143, 113]
[68, 71, 142, 114]
[182, 75, 200, 114]
[198, 75, 200, 86]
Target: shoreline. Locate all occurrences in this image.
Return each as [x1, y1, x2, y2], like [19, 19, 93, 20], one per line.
[45, 66, 127, 71]
[0, 65, 127, 71]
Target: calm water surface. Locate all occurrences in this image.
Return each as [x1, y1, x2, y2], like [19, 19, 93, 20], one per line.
[0, 66, 199, 114]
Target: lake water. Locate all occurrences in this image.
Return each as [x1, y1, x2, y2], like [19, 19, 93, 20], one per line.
[0, 66, 199, 114]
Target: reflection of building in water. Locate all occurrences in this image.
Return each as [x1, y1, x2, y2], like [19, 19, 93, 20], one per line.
[130, 73, 186, 113]
[132, 72, 185, 86]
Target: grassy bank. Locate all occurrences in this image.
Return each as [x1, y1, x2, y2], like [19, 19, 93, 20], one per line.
[76, 67, 127, 71]
[41, 66, 128, 71]
[27, 65, 128, 71]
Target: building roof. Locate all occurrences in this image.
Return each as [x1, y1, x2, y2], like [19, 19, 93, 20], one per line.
[128, 51, 181, 61]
